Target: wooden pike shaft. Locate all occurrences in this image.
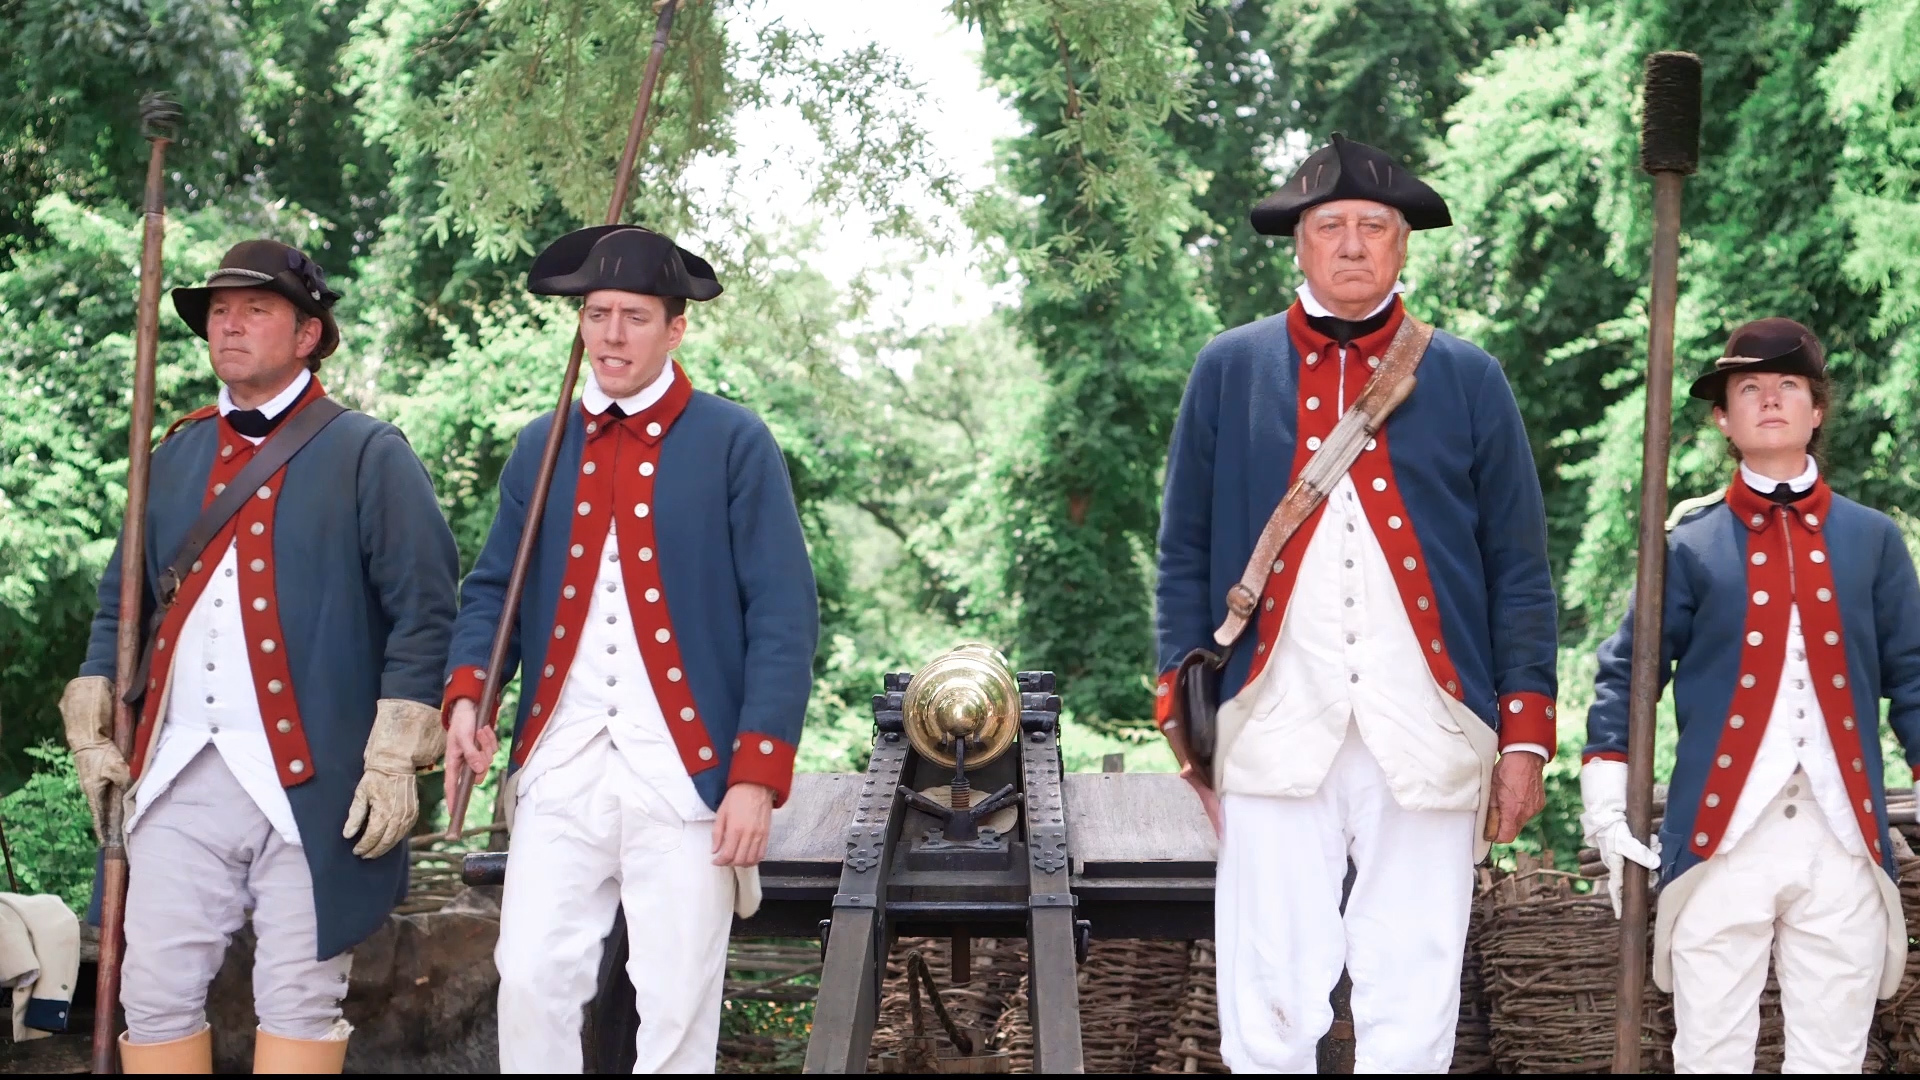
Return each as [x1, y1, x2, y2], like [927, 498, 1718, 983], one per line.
[1612, 169, 1685, 1073]
[447, 0, 682, 839]
[94, 116, 174, 1075]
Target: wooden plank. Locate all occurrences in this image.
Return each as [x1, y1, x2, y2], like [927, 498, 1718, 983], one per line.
[766, 772, 863, 866]
[1063, 773, 1216, 870]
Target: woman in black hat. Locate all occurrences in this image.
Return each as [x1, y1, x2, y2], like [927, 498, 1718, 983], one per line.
[1583, 318, 1920, 1071]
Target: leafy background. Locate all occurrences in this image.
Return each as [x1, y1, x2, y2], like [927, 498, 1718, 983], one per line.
[2, 0, 1918, 893]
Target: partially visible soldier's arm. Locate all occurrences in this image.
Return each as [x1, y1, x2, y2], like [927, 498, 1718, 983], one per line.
[357, 429, 461, 707]
[1874, 523, 1920, 779]
[1153, 350, 1222, 716]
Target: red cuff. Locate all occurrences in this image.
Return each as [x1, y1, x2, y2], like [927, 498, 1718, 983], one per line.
[1496, 692, 1557, 758]
[729, 733, 797, 808]
[1155, 670, 1177, 728]
[441, 665, 488, 729]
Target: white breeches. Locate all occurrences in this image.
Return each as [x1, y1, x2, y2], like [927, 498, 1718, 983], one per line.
[494, 735, 734, 1074]
[1216, 728, 1475, 1073]
[1669, 775, 1886, 1074]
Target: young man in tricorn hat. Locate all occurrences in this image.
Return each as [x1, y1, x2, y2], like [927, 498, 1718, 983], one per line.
[60, 240, 460, 1071]
[441, 225, 818, 1072]
[1154, 134, 1559, 1071]
[1583, 318, 1920, 1072]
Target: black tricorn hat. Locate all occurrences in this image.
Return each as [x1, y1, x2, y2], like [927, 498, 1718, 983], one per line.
[172, 239, 341, 360]
[528, 225, 722, 301]
[1251, 133, 1453, 236]
[1689, 317, 1827, 402]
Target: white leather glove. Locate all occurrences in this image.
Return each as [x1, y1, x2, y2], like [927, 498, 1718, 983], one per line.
[344, 699, 446, 859]
[1580, 758, 1662, 918]
[60, 676, 130, 843]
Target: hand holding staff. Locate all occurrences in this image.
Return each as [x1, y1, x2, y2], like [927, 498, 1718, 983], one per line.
[445, 0, 683, 839]
[93, 90, 181, 1075]
[1613, 51, 1702, 1074]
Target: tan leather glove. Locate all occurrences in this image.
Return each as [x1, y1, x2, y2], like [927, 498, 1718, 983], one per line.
[60, 676, 130, 843]
[343, 699, 446, 859]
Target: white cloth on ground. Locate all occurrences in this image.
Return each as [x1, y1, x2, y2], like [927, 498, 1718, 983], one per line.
[121, 747, 350, 1044]
[0, 893, 80, 1040]
[1667, 772, 1884, 1073]
[1216, 727, 1475, 1073]
[495, 732, 735, 1074]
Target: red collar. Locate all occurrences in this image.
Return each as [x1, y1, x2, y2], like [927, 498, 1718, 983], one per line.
[214, 376, 326, 442]
[1285, 297, 1406, 368]
[580, 361, 694, 446]
[1724, 470, 1832, 533]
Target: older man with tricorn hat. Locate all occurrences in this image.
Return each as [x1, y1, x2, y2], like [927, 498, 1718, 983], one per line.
[1153, 134, 1559, 1071]
[1583, 318, 1920, 1072]
[59, 239, 460, 1071]
[440, 224, 818, 1072]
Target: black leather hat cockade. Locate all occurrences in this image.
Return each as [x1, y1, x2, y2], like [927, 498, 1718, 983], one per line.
[527, 225, 723, 301]
[1689, 317, 1827, 402]
[172, 239, 341, 360]
[1251, 133, 1453, 236]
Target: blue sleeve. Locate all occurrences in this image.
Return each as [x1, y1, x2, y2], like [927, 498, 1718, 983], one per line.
[1154, 348, 1221, 673]
[78, 535, 134, 681]
[1874, 522, 1920, 764]
[1586, 537, 1698, 759]
[445, 425, 536, 687]
[1468, 359, 1559, 702]
[726, 418, 819, 752]
[358, 428, 461, 706]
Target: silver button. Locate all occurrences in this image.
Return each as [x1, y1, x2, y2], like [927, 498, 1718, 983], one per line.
[563, 586, 576, 599]
[1372, 477, 1387, 492]
[634, 503, 649, 518]
[1346, 634, 1356, 644]
[1306, 351, 1319, 366]
[760, 739, 774, 755]
[1388, 515, 1402, 529]
[606, 645, 616, 655]
[639, 462, 655, 476]
[647, 422, 662, 437]
[205, 695, 215, 704]
[1344, 597, 1354, 607]
[1264, 597, 1274, 612]
[249, 558, 265, 572]
[1696, 831, 1710, 846]
[1402, 556, 1416, 571]
[1446, 681, 1457, 693]
[289, 760, 305, 774]
[639, 547, 653, 562]
[1705, 794, 1720, 808]
[1786, 784, 1799, 797]
[1365, 438, 1377, 451]
[1306, 396, 1321, 411]
[1810, 550, 1826, 564]
[1717, 754, 1732, 768]
[577, 501, 591, 516]
[268, 680, 284, 694]
[252, 597, 267, 611]
[1741, 674, 1756, 688]
[668, 667, 682, 682]
[1747, 631, 1763, 646]
[1753, 590, 1769, 605]
[1417, 596, 1430, 610]
[583, 461, 597, 475]
[586, 421, 598, 434]
[1853, 758, 1864, 772]
[607, 614, 617, 624]
[1824, 631, 1838, 645]
[1344, 559, 1354, 568]
[1367, 355, 1380, 369]
[1729, 715, 1745, 729]
[1306, 436, 1323, 451]
[213, 598, 223, 607]
[250, 521, 265, 536]
[1272, 560, 1284, 574]
[554, 626, 566, 639]
[645, 588, 660, 602]
[1805, 513, 1819, 527]
[1751, 551, 1766, 565]
[224, 567, 233, 578]
[211, 483, 226, 496]
[571, 544, 585, 558]
[256, 486, 272, 500]
[1750, 513, 1765, 527]
[1509, 700, 1523, 714]
[261, 639, 276, 653]
[607, 706, 618, 717]
[1430, 639, 1442, 653]
[1784, 805, 1799, 819]
[221, 445, 234, 458]
[680, 707, 696, 722]
[1794, 679, 1805, 690]
[532, 703, 542, 716]
[606, 581, 616, 592]
[1349, 673, 1359, 683]
[1817, 588, 1832, 602]
[276, 719, 292, 734]
[1255, 641, 1266, 654]
[544, 665, 555, 677]
[697, 745, 713, 761]
[1843, 716, 1855, 730]
[208, 725, 220, 735]
[655, 628, 670, 643]
[1834, 675, 1847, 689]
[608, 548, 618, 562]
[192, 559, 204, 573]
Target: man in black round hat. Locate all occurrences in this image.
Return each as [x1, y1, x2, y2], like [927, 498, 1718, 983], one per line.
[1583, 318, 1920, 1071]
[1154, 134, 1558, 1071]
[440, 225, 817, 1071]
[60, 240, 459, 1071]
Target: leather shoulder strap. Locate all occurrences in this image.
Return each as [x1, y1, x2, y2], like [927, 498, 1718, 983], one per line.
[1212, 315, 1435, 647]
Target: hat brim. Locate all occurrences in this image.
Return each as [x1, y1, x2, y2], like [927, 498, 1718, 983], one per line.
[527, 224, 723, 300]
[1688, 352, 1825, 401]
[172, 277, 340, 360]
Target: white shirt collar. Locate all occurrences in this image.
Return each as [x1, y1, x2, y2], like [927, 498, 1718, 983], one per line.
[582, 362, 674, 416]
[1740, 454, 1819, 494]
[218, 368, 311, 420]
[1297, 281, 1406, 320]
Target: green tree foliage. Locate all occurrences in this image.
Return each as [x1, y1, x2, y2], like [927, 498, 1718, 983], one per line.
[0, 744, 96, 911]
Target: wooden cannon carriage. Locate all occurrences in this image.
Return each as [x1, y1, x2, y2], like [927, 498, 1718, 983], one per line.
[464, 645, 1219, 1073]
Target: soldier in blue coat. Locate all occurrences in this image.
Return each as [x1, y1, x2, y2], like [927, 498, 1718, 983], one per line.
[1583, 319, 1920, 1072]
[441, 225, 819, 1073]
[59, 240, 460, 1072]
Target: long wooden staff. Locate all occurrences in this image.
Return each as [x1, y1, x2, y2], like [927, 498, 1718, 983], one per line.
[1613, 51, 1701, 1073]
[446, 0, 682, 838]
[93, 92, 181, 1074]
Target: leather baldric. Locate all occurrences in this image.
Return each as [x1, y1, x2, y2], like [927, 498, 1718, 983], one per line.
[123, 397, 348, 704]
[1212, 313, 1435, 647]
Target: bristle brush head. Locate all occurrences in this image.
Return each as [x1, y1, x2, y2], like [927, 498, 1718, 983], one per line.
[1641, 51, 1702, 175]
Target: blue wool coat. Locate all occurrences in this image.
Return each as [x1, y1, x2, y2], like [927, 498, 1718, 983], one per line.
[82, 397, 460, 959]
[1586, 482, 1920, 885]
[445, 372, 818, 808]
[1155, 303, 1558, 738]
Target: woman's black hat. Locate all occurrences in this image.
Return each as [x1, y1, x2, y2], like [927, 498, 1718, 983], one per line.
[1251, 133, 1453, 236]
[1689, 317, 1827, 402]
[171, 239, 341, 359]
[527, 225, 722, 301]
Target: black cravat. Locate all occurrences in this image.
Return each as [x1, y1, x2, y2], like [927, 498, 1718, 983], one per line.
[1763, 482, 1809, 505]
[225, 379, 310, 438]
[1305, 305, 1395, 348]
[604, 403, 630, 421]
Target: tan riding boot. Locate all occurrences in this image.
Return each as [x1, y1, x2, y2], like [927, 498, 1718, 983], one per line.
[118, 1025, 212, 1073]
[253, 1021, 351, 1074]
